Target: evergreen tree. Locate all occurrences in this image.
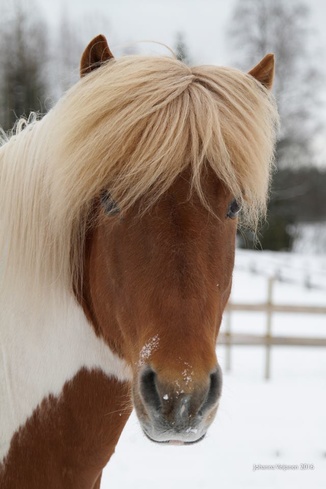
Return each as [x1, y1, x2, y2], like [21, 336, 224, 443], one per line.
[174, 32, 192, 65]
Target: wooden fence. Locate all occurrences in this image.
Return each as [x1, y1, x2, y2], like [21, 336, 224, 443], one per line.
[219, 277, 326, 380]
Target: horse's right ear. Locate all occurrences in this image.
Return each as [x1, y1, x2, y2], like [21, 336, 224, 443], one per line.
[80, 34, 114, 78]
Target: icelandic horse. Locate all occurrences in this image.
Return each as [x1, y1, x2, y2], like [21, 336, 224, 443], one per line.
[0, 35, 278, 488]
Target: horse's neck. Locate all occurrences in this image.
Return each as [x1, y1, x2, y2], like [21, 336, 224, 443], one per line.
[0, 290, 132, 485]
[0, 125, 133, 486]
[1, 369, 131, 488]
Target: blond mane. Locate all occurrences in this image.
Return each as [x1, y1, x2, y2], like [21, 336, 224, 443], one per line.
[0, 55, 278, 298]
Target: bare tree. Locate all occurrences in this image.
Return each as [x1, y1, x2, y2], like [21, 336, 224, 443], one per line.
[51, 12, 84, 99]
[0, 0, 49, 131]
[50, 9, 114, 102]
[227, 0, 325, 251]
[227, 0, 323, 169]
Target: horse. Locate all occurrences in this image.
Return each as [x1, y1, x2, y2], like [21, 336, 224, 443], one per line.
[0, 34, 278, 488]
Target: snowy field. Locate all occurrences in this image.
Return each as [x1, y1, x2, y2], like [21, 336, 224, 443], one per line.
[102, 250, 326, 489]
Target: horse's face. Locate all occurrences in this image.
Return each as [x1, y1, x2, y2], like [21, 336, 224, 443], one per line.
[81, 169, 239, 444]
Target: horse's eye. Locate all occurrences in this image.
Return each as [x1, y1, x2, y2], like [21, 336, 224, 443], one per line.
[227, 199, 241, 219]
[100, 191, 120, 216]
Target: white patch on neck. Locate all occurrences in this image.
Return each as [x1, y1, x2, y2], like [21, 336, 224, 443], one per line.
[0, 290, 132, 463]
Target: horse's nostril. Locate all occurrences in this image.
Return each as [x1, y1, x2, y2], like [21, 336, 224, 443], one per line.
[140, 368, 161, 412]
[201, 369, 222, 414]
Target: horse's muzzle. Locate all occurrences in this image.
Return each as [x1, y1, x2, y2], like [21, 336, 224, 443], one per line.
[134, 365, 222, 444]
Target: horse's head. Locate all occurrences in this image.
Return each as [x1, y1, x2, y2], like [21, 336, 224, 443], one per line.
[75, 36, 277, 444]
[83, 171, 236, 444]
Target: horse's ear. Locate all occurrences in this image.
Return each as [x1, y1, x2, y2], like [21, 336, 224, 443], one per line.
[248, 54, 275, 90]
[80, 34, 114, 78]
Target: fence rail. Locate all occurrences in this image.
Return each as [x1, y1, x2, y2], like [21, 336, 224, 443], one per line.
[226, 303, 326, 315]
[220, 276, 326, 380]
[219, 332, 326, 347]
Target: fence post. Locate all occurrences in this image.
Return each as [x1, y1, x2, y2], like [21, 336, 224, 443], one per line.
[264, 276, 275, 380]
[225, 307, 232, 372]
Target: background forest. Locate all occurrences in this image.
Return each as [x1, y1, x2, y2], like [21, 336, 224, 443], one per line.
[0, 0, 325, 252]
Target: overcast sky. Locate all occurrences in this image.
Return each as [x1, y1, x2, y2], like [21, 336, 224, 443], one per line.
[39, 0, 326, 66]
[40, 0, 236, 65]
[37, 0, 326, 162]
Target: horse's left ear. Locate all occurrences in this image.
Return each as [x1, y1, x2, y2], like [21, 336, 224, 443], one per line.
[80, 34, 114, 78]
[248, 53, 275, 90]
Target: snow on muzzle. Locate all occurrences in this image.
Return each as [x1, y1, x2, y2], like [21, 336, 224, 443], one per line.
[133, 365, 223, 444]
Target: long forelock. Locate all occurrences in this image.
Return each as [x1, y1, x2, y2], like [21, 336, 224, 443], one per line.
[0, 54, 278, 297]
[51, 56, 278, 217]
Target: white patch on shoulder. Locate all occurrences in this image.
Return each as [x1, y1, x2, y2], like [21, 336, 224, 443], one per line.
[0, 290, 132, 462]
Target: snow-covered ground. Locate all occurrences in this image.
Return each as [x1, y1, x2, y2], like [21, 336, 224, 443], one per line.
[102, 250, 326, 489]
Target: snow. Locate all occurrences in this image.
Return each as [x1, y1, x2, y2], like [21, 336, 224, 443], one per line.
[102, 250, 326, 488]
[182, 362, 194, 387]
[138, 335, 160, 366]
